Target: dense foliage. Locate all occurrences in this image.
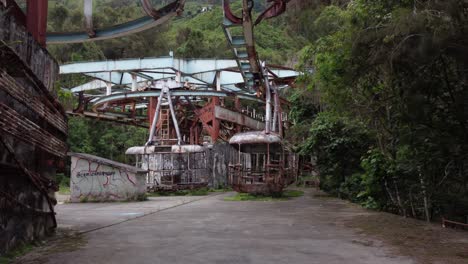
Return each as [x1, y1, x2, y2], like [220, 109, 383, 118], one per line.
[295, 0, 468, 221]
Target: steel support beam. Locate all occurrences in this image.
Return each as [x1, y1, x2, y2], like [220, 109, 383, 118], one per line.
[27, 0, 48, 47]
[214, 105, 265, 130]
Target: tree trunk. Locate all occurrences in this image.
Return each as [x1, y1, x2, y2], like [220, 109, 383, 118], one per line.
[393, 178, 406, 217]
[419, 172, 431, 222]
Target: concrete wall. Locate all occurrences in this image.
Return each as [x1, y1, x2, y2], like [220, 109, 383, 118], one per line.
[70, 155, 146, 202]
[0, 149, 56, 254]
[0, 3, 66, 255]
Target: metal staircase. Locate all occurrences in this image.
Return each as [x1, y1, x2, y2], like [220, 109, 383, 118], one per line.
[158, 108, 171, 141]
[222, 0, 260, 91]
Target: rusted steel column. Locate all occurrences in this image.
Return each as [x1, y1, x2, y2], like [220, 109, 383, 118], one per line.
[27, 0, 48, 47]
[106, 82, 112, 95]
[272, 85, 279, 133]
[263, 64, 272, 134]
[277, 94, 284, 137]
[131, 74, 138, 91]
[190, 127, 194, 145]
[234, 96, 242, 132]
[211, 97, 220, 142]
[166, 87, 182, 145]
[148, 97, 158, 128]
[147, 92, 164, 145]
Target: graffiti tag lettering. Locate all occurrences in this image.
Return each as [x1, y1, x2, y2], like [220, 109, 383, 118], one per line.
[77, 171, 115, 177]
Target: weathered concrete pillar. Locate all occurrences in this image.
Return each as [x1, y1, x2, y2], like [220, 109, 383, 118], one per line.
[216, 71, 221, 91]
[106, 82, 112, 95]
[131, 74, 138, 92]
[175, 71, 182, 83]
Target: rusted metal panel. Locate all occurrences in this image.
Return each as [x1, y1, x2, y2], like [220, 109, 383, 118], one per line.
[0, 103, 67, 158]
[214, 105, 265, 130]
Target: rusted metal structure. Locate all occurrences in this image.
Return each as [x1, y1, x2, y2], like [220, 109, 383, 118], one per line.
[0, 0, 298, 254]
[226, 66, 297, 195]
[59, 0, 299, 193]
[126, 145, 208, 190]
[60, 57, 298, 143]
[47, 0, 185, 44]
[222, 0, 290, 92]
[229, 131, 284, 195]
[62, 57, 298, 190]
[0, 0, 67, 253]
[223, 0, 298, 195]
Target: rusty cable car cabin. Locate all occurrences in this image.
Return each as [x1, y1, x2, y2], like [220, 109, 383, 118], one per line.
[126, 144, 209, 191]
[228, 131, 297, 196]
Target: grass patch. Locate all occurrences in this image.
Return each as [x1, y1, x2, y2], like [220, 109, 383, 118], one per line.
[147, 187, 230, 197]
[9, 229, 87, 264]
[224, 190, 304, 201]
[0, 243, 35, 264]
[58, 182, 70, 195]
[55, 173, 70, 195]
[78, 193, 148, 203]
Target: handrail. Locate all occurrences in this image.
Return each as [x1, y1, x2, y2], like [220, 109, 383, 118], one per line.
[47, 0, 184, 44]
[442, 218, 468, 229]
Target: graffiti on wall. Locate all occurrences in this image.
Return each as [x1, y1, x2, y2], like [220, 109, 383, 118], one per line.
[70, 157, 142, 202]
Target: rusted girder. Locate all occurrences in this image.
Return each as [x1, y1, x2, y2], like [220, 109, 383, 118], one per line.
[254, 0, 290, 25]
[141, 0, 161, 19]
[223, 0, 242, 24]
[214, 105, 265, 130]
[142, 0, 185, 19]
[195, 99, 220, 142]
[241, 0, 262, 91]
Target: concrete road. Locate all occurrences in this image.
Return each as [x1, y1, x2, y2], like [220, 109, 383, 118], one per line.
[22, 190, 414, 264]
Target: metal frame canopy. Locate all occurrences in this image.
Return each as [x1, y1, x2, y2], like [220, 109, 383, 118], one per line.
[61, 56, 299, 142]
[61, 56, 299, 96]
